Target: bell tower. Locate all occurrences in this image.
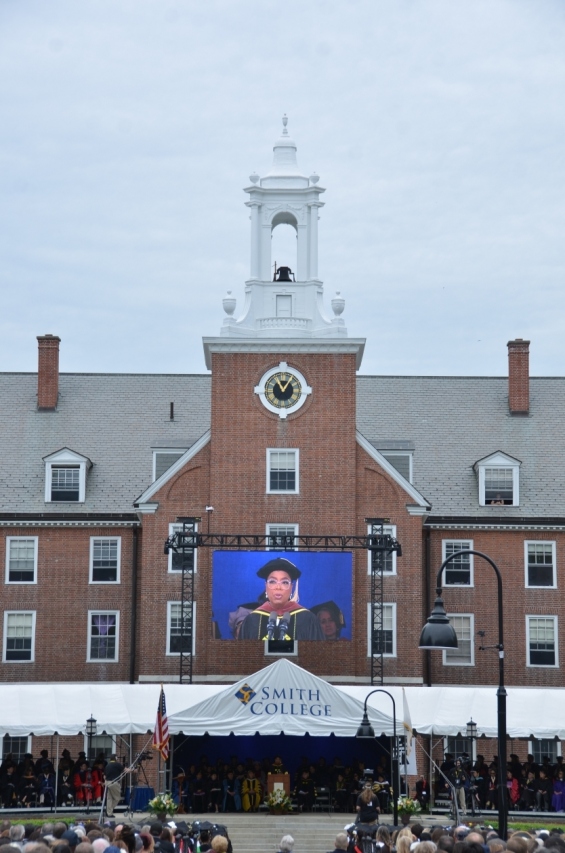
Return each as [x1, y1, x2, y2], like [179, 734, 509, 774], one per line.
[216, 116, 349, 340]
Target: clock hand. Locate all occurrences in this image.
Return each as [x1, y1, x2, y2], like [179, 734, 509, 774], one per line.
[275, 377, 285, 391]
[280, 375, 293, 392]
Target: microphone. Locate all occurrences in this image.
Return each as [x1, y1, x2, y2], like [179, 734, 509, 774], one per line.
[267, 612, 277, 640]
[278, 618, 289, 640]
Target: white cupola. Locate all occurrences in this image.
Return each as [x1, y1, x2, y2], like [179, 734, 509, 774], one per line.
[219, 116, 348, 339]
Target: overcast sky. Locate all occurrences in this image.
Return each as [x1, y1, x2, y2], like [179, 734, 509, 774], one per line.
[1, 0, 564, 377]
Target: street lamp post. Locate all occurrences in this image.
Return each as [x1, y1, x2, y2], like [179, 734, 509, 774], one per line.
[356, 688, 400, 827]
[419, 550, 507, 840]
[85, 715, 97, 815]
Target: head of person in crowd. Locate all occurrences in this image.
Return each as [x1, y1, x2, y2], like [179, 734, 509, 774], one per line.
[92, 841, 109, 853]
[279, 837, 294, 853]
[210, 839, 228, 853]
[415, 843, 437, 853]
[487, 841, 506, 853]
[334, 834, 348, 852]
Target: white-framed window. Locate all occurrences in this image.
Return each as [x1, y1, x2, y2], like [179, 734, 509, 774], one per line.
[153, 449, 187, 481]
[87, 611, 119, 662]
[5, 537, 38, 584]
[528, 739, 562, 765]
[475, 452, 520, 507]
[527, 616, 558, 667]
[266, 523, 299, 550]
[525, 541, 556, 588]
[167, 601, 195, 656]
[168, 522, 198, 574]
[2, 735, 30, 762]
[3, 611, 36, 663]
[443, 614, 474, 666]
[89, 537, 121, 584]
[43, 448, 91, 503]
[85, 734, 116, 761]
[267, 449, 299, 494]
[367, 524, 397, 575]
[367, 602, 396, 657]
[445, 736, 475, 761]
[442, 540, 473, 586]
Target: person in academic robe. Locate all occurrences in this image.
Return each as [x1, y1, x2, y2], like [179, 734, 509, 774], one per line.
[1, 766, 18, 808]
[311, 601, 346, 640]
[241, 770, 262, 812]
[74, 761, 95, 803]
[222, 770, 241, 812]
[239, 558, 324, 641]
[294, 770, 316, 812]
[415, 775, 429, 811]
[38, 769, 56, 806]
[552, 769, 565, 812]
[57, 768, 75, 807]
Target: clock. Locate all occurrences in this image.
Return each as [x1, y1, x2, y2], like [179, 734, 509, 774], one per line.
[254, 362, 312, 418]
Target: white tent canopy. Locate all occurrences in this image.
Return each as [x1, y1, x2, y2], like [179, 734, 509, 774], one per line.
[0, 668, 563, 741]
[342, 685, 565, 740]
[167, 659, 394, 737]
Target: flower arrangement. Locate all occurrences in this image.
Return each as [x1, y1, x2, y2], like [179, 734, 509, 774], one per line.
[148, 792, 178, 816]
[266, 788, 293, 811]
[397, 796, 422, 815]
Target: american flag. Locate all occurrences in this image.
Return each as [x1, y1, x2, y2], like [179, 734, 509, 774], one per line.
[153, 685, 170, 761]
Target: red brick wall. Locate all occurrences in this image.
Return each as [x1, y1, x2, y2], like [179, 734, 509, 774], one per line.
[0, 526, 135, 681]
[37, 334, 60, 410]
[426, 528, 565, 686]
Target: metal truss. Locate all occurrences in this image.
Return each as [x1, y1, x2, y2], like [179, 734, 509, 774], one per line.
[163, 518, 402, 685]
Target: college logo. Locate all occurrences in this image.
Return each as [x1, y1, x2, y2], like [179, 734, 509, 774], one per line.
[235, 683, 256, 705]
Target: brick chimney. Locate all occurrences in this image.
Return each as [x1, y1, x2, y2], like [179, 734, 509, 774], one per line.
[37, 334, 61, 410]
[507, 338, 530, 415]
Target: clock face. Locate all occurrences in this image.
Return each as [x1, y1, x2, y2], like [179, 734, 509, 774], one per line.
[254, 362, 312, 418]
[265, 371, 302, 410]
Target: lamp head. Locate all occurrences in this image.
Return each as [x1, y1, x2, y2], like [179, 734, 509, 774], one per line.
[418, 595, 459, 649]
[466, 718, 477, 740]
[356, 711, 375, 739]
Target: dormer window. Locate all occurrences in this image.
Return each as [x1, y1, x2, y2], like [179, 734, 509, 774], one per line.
[43, 448, 92, 504]
[474, 451, 521, 507]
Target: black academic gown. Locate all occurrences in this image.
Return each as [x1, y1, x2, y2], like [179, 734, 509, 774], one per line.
[239, 606, 324, 640]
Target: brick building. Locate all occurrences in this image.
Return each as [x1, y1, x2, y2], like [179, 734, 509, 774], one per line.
[1, 118, 564, 769]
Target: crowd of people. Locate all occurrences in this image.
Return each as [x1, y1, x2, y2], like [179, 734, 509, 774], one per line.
[433, 753, 565, 814]
[171, 754, 394, 814]
[0, 751, 123, 811]
[0, 818, 231, 853]
[343, 823, 565, 853]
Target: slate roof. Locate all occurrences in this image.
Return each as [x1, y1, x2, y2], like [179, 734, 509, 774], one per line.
[1, 371, 563, 519]
[0, 373, 211, 514]
[357, 375, 565, 519]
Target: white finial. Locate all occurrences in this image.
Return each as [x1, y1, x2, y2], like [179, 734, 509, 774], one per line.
[309, 172, 319, 184]
[222, 291, 236, 316]
[331, 292, 345, 317]
[249, 172, 259, 184]
[282, 114, 288, 135]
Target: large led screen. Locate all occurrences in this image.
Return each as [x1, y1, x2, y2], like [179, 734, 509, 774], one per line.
[212, 551, 352, 641]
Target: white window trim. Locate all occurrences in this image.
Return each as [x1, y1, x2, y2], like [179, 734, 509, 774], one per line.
[3, 611, 36, 664]
[87, 610, 120, 663]
[475, 452, 520, 507]
[366, 524, 397, 576]
[443, 613, 475, 666]
[152, 449, 188, 482]
[266, 523, 299, 550]
[264, 640, 298, 657]
[89, 536, 121, 585]
[526, 615, 559, 669]
[166, 601, 196, 656]
[266, 448, 300, 495]
[168, 522, 198, 574]
[44, 448, 90, 504]
[441, 539, 474, 588]
[443, 736, 476, 761]
[524, 540, 557, 589]
[83, 734, 117, 759]
[2, 735, 31, 759]
[366, 602, 397, 658]
[528, 739, 562, 761]
[5, 536, 39, 585]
